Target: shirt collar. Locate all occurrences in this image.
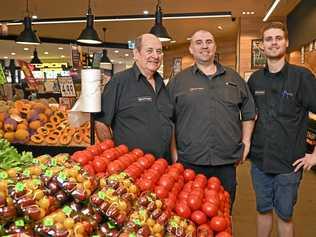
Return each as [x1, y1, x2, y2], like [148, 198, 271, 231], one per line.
[264, 61, 288, 78]
[192, 61, 225, 78]
[132, 63, 163, 82]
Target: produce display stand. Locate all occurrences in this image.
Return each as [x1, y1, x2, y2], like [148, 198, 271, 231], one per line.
[12, 143, 86, 157]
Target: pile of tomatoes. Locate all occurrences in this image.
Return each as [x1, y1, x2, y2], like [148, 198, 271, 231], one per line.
[71, 140, 232, 236]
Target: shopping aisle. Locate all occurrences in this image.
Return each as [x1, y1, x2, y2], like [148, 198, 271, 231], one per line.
[233, 162, 316, 237]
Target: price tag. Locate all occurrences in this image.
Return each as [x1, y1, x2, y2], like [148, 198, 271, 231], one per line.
[15, 182, 25, 192]
[58, 77, 76, 97]
[62, 206, 73, 216]
[98, 191, 106, 200]
[43, 218, 54, 227]
[45, 170, 53, 177]
[15, 219, 24, 227]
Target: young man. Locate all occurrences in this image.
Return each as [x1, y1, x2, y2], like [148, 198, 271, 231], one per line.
[95, 33, 173, 161]
[247, 22, 316, 237]
[168, 30, 256, 206]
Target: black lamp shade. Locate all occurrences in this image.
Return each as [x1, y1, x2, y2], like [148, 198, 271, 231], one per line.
[30, 49, 42, 64]
[100, 49, 112, 70]
[149, 5, 172, 42]
[16, 16, 41, 45]
[77, 14, 102, 44]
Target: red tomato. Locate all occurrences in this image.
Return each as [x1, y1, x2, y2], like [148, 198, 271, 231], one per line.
[202, 202, 218, 218]
[154, 186, 169, 199]
[191, 210, 207, 225]
[102, 139, 115, 148]
[143, 153, 155, 163]
[96, 172, 106, 178]
[168, 167, 180, 179]
[137, 157, 151, 169]
[209, 216, 227, 232]
[195, 174, 207, 188]
[208, 176, 222, 186]
[178, 191, 189, 201]
[187, 196, 202, 211]
[87, 145, 101, 156]
[183, 169, 196, 182]
[76, 155, 90, 165]
[158, 175, 175, 190]
[92, 158, 107, 173]
[117, 144, 129, 154]
[131, 148, 144, 158]
[107, 161, 122, 174]
[205, 193, 220, 208]
[175, 202, 191, 219]
[155, 158, 169, 170]
[172, 163, 184, 174]
[215, 232, 232, 237]
[197, 224, 214, 237]
[83, 164, 95, 176]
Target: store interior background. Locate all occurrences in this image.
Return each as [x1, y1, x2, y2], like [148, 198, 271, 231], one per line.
[0, 0, 315, 236]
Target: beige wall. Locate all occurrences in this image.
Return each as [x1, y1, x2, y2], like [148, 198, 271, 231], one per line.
[289, 50, 316, 75]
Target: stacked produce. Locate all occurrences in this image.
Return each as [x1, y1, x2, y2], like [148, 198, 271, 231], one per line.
[0, 139, 232, 236]
[0, 99, 91, 146]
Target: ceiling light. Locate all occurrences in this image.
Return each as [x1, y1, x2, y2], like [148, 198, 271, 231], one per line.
[44, 51, 48, 54]
[16, 0, 41, 45]
[4, 56, 8, 59]
[149, 0, 172, 42]
[110, 59, 114, 62]
[124, 53, 129, 57]
[186, 37, 192, 41]
[114, 50, 119, 53]
[263, 0, 281, 22]
[143, 10, 149, 15]
[242, 11, 246, 15]
[58, 47, 63, 50]
[30, 48, 42, 64]
[250, 11, 255, 15]
[11, 52, 16, 55]
[170, 40, 176, 43]
[100, 27, 112, 70]
[23, 47, 29, 51]
[77, 0, 102, 44]
[32, 15, 38, 19]
[217, 26, 223, 30]
[61, 55, 65, 58]
[118, 61, 122, 64]
[246, 12, 250, 15]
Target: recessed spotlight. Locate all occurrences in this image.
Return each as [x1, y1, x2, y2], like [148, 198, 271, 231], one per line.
[23, 47, 29, 51]
[61, 55, 65, 58]
[143, 10, 149, 15]
[242, 11, 246, 15]
[217, 26, 223, 30]
[3, 56, 8, 59]
[118, 61, 122, 64]
[186, 37, 192, 41]
[58, 47, 63, 50]
[30, 56, 34, 59]
[250, 11, 255, 15]
[114, 50, 119, 53]
[32, 15, 38, 19]
[44, 51, 48, 55]
[110, 59, 114, 62]
[246, 11, 250, 15]
[124, 53, 129, 57]
[170, 40, 176, 43]
[11, 52, 16, 55]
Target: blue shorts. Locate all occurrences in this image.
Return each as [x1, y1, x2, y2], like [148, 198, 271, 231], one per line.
[251, 163, 302, 221]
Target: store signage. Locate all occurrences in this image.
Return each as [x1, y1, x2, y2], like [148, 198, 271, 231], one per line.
[17, 60, 38, 90]
[57, 76, 76, 97]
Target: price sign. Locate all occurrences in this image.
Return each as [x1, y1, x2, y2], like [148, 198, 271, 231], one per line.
[58, 76, 76, 97]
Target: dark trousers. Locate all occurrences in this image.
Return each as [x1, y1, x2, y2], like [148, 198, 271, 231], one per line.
[182, 161, 237, 210]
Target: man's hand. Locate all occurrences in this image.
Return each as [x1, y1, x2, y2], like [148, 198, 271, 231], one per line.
[236, 140, 250, 166]
[292, 153, 316, 172]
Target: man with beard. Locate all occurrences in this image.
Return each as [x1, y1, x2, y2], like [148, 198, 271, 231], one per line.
[168, 30, 256, 208]
[247, 22, 316, 237]
[95, 33, 173, 162]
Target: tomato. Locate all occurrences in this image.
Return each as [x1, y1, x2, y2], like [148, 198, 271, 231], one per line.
[187, 196, 202, 211]
[191, 210, 207, 225]
[137, 157, 151, 169]
[143, 153, 155, 164]
[209, 216, 227, 232]
[76, 155, 90, 165]
[175, 202, 191, 218]
[168, 167, 180, 179]
[195, 174, 207, 188]
[92, 158, 107, 173]
[178, 191, 189, 201]
[202, 202, 218, 218]
[154, 186, 169, 199]
[215, 232, 232, 237]
[87, 145, 101, 156]
[83, 164, 95, 176]
[197, 224, 214, 237]
[155, 158, 168, 169]
[107, 161, 122, 174]
[205, 193, 220, 208]
[183, 181, 193, 192]
[208, 176, 221, 186]
[172, 163, 184, 174]
[158, 174, 175, 190]
[131, 148, 144, 158]
[102, 139, 115, 148]
[183, 169, 196, 182]
[164, 198, 175, 211]
[117, 144, 129, 154]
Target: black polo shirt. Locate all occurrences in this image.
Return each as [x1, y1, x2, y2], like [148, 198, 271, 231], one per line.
[248, 62, 316, 174]
[168, 63, 256, 166]
[95, 64, 173, 159]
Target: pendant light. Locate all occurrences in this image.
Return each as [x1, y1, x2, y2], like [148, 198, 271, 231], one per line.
[77, 0, 102, 44]
[100, 27, 112, 70]
[16, 0, 41, 45]
[30, 48, 42, 64]
[149, 0, 172, 42]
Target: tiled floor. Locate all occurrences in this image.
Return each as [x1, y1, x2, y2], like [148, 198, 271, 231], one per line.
[233, 162, 316, 237]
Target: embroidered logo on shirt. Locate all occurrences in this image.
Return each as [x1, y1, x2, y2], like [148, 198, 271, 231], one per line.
[189, 87, 205, 92]
[281, 90, 294, 98]
[255, 90, 265, 95]
[225, 82, 237, 87]
[137, 96, 153, 102]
